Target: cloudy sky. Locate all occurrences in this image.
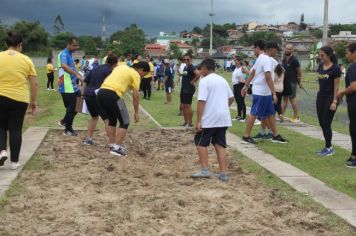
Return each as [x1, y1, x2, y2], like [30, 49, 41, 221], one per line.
[0, 0, 354, 37]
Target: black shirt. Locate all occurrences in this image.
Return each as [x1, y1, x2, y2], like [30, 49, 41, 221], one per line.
[181, 64, 196, 94]
[345, 63, 356, 103]
[84, 64, 113, 97]
[317, 63, 341, 96]
[282, 55, 300, 84]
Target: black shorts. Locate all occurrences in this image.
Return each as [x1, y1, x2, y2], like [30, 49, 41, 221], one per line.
[84, 95, 101, 117]
[180, 92, 194, 105]
[165, 80, 173, 94]
[96, 89, 130, 129]
[194, 127, 228, 148]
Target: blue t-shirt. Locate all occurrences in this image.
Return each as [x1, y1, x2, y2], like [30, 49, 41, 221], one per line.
[58, 48, 79, 93]
[181, 64, 196, 94]
[84, 64, 113, 97]
[345, 63, 356, 103]
[317, 63, 341, 96]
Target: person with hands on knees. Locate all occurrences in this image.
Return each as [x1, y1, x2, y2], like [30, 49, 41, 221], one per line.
[191, 58, 234, 182]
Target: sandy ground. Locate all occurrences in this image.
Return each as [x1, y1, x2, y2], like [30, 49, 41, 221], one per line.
[0, 129, 349, 235]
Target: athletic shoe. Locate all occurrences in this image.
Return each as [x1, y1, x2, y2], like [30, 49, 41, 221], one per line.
[10, 162, 20, 170]
[191, 169, 211, 178]
[215, 172, 229, 182]
[180, 122, 188, 127]
[317, 147, 334, 156]
[279, 115, 284, 123]
[238, 117, 246, 122]
[83, 138, 94, 145]
[232, 116, 241, 121]
[47, 88, 50, 91]
[271, 135, 288, 144]
[264, 133, 273, 140]
[346, 156, 354, 163]
[254, 120, 261, 125]
[241, 136, 257, 144]
[0, 150, 8, 166]
[290, 117, 301, 123]
[57, 120, 65, 128]
[63, 129, 78, 136]
[346, 160, 356, 168]
[184, 124, 193, 128]
[110, 145, 128, 157]
[252, 133, 265, 140]
[51, 89, 56, 92]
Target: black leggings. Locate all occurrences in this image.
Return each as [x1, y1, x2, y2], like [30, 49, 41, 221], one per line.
[316, 94, 335, 148]
[47, 72, 54, 89]
[61, 93, 78, 130]
[233, 83, 246, 118]
[348, 100, 356, 156]
[275, 92, 283, 115]
[141, 78, 152, 98]
[0, 96, 28, 162]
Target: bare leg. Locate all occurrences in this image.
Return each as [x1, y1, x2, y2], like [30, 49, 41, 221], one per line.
[281, 96, 288, 115]
[290, 97, 299, 118]
[266, 115, 278, 136]
[196, 146, 209, 168]
[214, 144, 227, 172]
[187, 105, 193, 125]
[115, 128, 127, 145]
[244, 115, 257, 137]
[86, 116, 99, 138]
[104, 120, 115, 144]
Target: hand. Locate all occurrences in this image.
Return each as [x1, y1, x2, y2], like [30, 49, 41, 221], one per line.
[336, 92, 344, 101]
[30, 101, 37, 114]
[273, 94, 278, 105]
[76, 72, 84, 81]
[134, 113, 139, 123]
[190, 81, 195, 85]
[299, 82, 304, 89]
[241, 87, 247, 97]
[330, 102, 337, 111]
[196, 121, 202, 133]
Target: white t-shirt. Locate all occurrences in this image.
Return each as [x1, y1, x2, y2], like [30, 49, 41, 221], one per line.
[232, 66, 246, 85]
[251, 53, 273, 96]
[198, 73, 234, 128]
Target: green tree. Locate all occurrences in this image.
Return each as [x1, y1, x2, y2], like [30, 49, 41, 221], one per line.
[169, 43, 182, 58]
[51, 31, 74, 50]
[329, 23, 356, 36]
[78, 35, 102, 55]
[10, 20, 49, 55]
[311, 29, 323, 39]
[110, 24, 146, 56]
[334, 41, 348, 63]
[238, 31, 282, 46]
[191, 26, 202, 34]
[0, 20, 7, 51]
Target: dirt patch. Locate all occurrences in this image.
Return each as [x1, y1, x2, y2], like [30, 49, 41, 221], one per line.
[0, 129, 348, 235]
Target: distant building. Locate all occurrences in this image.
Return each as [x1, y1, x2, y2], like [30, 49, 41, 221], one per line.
[255, 25, 278, 32]
[144, 44, 167, 57]
[156, 32, 192, 47]
[226, 29, 244, 40]
[331, 31, 356, 41]
[244, 21, 258, 32]
[170, 41, 193, 55]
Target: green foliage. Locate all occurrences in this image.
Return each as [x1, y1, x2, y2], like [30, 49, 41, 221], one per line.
[51, 32, 74, 50]
[311, 29, 323, 39]
[77, 35, 102, 55]
[329, 23, 356, 36]
[0, 20, 7, 51]
[110, 24, 146, 56]
[334, 41, 348, 64]
[238, 31, 282, 46]
[169, 43, 182, 59]
[200, 33, 227, 48]
[10, 21, 49, 55]
[191, 26, 202, 34]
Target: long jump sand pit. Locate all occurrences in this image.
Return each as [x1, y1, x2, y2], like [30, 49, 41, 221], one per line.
[0, 129, 351, 235]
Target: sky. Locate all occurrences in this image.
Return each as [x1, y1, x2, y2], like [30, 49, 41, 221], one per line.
[0, 0, 354, 37]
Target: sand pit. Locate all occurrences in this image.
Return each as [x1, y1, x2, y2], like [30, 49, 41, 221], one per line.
[0, 129, 348, 235]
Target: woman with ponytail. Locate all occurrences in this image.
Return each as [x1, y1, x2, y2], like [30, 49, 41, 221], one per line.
[315, 46, 341, 156]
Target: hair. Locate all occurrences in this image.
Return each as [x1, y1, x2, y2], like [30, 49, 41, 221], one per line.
[5, 31, 23, 47]
[320, 46, 338, 65]
[82, 55, 86, 59]
[244, 60, 249, 67]
[183, 53, 193, 59]
[132, 61, 150, 72]
[47, 57, 52, 63]
[347, 43, 356, 53]
[275, 64, 284, 77]
[106, 54, 118, 66]
[67, 37, 78, 44]
[74, 59, 80, 63]
[235, 56, 243, 61]
[254, 40, 265, 50]
[200, 58, 215, 71]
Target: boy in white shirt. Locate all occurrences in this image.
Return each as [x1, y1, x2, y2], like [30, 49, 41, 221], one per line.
[191, 58, 235, 182]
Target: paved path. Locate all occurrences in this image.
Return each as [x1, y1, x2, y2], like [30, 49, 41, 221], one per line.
[0, 127, 48, 196]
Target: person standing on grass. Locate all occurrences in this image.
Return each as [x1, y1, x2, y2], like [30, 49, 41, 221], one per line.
[46, 57, 56, 91]
[96, 61, 150, 156]
[57, 37, 83, 136]
[273, 63, 285, 122]
[82, 54, 118, 145]
[281, 44, 302, 123]
[176, 56, 186, 116]
[163, 59, 173, 104]
[0, 32, 38, 170]
[180, 53, 200, 127]
[315, 46, 341, 157]
[241, 40, 288, 144]
[232, 56, 249, 122]
[141, 56, 154, 100]
[191, 58, 234, 182]
[337, 43, 356, 168]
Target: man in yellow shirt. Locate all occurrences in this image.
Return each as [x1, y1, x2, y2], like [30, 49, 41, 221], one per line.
[96, 61, 150, 156]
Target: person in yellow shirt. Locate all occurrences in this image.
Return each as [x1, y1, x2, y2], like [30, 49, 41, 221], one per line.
[0, 32, 38, 170]
[141, 56, 154, 100]
[46, 57, 57, 91]
[97, 61, 150, 156]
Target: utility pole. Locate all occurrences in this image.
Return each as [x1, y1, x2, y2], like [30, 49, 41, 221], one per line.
[209, 0, 214, 56]
[322, 0, 329, 46]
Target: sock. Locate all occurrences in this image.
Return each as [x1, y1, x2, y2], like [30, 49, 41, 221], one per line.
[201, 167, 209, 172]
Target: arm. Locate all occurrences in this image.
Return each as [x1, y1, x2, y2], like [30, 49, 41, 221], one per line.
[337, 81, 356, 99]
[330, 77, 340, 111]
[191, 69, 201, 84]
[132, 89, 140, 122]
[28, 76, 38, 114]
[61, 63, 83, 82]
[296, 66, 302, 86]
[196, 100, 206, 132]
[265, 71, 277, 104]
[228, 97, 234, 107]
[241, 69, 255, 96]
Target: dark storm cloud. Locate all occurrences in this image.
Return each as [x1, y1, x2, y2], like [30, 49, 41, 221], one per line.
[0, 0, 354, 37]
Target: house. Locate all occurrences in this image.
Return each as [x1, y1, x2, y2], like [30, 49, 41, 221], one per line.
[156, 32, 192, 46]
[286, 22, 300, 33]
[283, 37, 316, 51]
[244, 21, 258, 32]
[180, 32, 204, 41]
[226, 29, 244, 40]
[170, 41, 193, 55]
[331, 31, 356, 42]
[255, 25, 278, 32]
[144, 44, 167, 57]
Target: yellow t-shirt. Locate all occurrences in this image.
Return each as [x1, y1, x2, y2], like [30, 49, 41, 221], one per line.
[0, 50, 37, 103]
[118, 61, 126, 66]
[47, 63, 54, 73]
[144, 62, 154, 79]
[101, 65, 140, 97]
[75, 63, 81, 71]
[132, 59, 139, 65]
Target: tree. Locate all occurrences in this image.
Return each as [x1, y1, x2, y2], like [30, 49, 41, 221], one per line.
[51, 32, 74, 49]
[169, 43, 182, 58]
[238, 31, 282, 46]
[54, 15, 64, 35]
[110, 24, 146, 56]
[299, 13, 307, 31]
[0, 20, 7, 51]
[329, 23, 356, 36]
[311, 29, 323, 39]
[191, 26, 202, 34]
[334, 41, 348, 63]
[78, 35, 102, 55]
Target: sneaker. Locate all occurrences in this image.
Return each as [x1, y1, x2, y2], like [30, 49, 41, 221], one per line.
[110, 145, 128, 157]
[180, 122, 188, 127]
[47, 88, 50, 91]
[346, 159, 356, 168]
[279, 115, 284, 123]
[215, 172, 229, 182]
[0, 150, 8, 166]
[232, 116, 241, 121]
[83, 138, 94, 145]
[51, 89, 56, 91]
[346, 156, 354, 163]
[290, 117, 301, 123]
[191, 169, 211, 178]
[184, 124, 193, 128]
[241, 136, 257, 144]
[57, 120, 65, 128]
[10, 162, 20, 170]
[317, 147, 334, 156]
[238, 117, 246, 122]
[252, 133, 265, 140]
[271, 135, 288, 144]
[264, 133, 273, 140]
[63, 129, 78, 136]
[254, 119, 261, 125]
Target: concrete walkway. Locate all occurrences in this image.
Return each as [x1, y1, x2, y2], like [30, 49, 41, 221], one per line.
[0, 127, 48, 196]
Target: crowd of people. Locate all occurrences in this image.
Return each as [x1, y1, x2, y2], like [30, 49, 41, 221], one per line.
[0, 31, 356, 180]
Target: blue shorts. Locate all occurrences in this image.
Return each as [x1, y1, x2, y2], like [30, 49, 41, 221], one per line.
[250, 95, 275, 120]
